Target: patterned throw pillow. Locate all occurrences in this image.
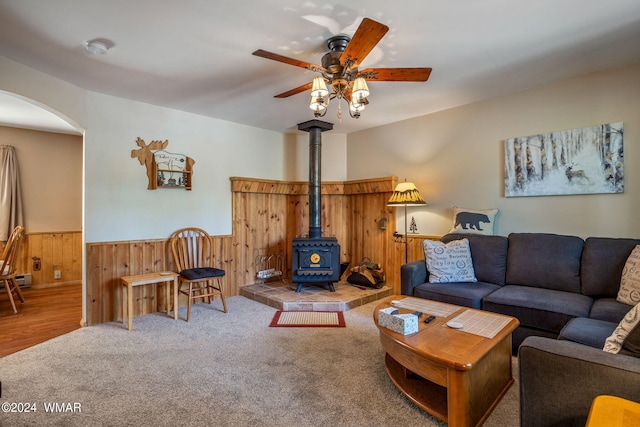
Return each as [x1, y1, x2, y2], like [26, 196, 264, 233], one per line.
[423, 238, 477, 283]
[622, 322, 640, 355]
[448, 207, 499, 235]
[604, 302, 640, 354]
[617, 245, 640, 305]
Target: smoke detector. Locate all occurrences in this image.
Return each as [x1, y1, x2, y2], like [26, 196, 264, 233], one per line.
[86, 40, 109, 55]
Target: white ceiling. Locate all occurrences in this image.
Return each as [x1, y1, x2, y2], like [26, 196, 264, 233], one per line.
[1, 0, 639, 135]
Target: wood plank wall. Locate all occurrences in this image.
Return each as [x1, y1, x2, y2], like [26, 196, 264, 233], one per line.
[14, 231, 82, 288]
[85, 236, 234, 326]
[85, 176, 439, 325]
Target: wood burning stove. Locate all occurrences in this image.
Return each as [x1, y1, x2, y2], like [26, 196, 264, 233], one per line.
[291, 120, 342, 292]
[292, 236, 341, 292]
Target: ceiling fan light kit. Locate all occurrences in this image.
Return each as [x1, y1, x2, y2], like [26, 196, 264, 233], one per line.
[253, 17, 432, 122]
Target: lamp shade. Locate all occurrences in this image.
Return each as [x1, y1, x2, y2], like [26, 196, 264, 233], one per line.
[387, 181, 426, 206]
[351, 77, 369, 100]
[349, 100, 365, 113]
[310, 76, 329, 97]
[309, 95, 327, 112]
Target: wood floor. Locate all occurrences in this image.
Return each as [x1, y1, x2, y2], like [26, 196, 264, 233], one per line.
[0, 283, 83, 358]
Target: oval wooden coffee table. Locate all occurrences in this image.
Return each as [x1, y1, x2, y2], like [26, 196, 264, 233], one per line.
[373, 296, 519, 427]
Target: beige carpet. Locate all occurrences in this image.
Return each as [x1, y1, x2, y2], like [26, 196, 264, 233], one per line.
[0, 296, 519, 426]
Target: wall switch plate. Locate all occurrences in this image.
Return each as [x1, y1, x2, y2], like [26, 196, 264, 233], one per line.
[54, 270, 61, 280]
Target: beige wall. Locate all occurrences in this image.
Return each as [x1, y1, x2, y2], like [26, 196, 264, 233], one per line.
[0, 126, 82, 232]
[347, 63, 640, 239]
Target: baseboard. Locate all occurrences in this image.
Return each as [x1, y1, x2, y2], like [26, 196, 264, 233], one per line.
[32, 280, 82, 289]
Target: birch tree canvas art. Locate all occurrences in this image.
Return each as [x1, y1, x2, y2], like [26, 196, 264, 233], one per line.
[504, 123, 624, 197]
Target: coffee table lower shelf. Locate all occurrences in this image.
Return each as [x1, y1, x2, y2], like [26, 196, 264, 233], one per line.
[385, 353, 448, 420]
[384, 349, 514, 427]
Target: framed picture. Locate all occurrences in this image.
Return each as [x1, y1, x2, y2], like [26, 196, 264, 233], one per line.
[504, 122, 623, 197]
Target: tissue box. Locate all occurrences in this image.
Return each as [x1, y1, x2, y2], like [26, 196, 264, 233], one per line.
[378, 307, 419, 335]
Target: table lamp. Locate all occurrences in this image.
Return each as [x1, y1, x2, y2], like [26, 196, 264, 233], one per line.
[387, 180, 426, 263]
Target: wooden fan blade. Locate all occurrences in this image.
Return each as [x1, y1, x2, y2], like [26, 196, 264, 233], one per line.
[252, 49, 326, 73]
[340, 18, 389, 68]
[274, 82, 313, 98]
[359, 67, 433, 82]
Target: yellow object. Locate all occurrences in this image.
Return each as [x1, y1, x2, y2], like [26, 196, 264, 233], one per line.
[586, 395, 640, 427]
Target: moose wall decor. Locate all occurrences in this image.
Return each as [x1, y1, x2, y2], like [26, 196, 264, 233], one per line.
[131, 137, 195, 190]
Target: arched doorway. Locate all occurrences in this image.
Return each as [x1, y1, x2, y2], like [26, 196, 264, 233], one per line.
[0, 91, 85, 355]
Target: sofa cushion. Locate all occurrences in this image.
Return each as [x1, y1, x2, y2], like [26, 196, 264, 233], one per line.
[413, 281, 500, 309]
[423, 238, 476, 283]
[617, 245, 640, 305]
[581, 238, 640, 297]
[505, 233, 583, 293]
[447, 207, 499, 235]
[483, 285, 592, 333]
[590, 298, 633, 323]
[559, 317, 618, 349]
[441, 233, 508, 286]
[604, 303, 640, 354]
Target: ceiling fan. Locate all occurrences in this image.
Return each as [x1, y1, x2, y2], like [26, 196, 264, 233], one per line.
[252, 17, 432, 120]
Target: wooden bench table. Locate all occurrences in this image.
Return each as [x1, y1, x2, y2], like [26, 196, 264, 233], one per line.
[121, 272, 179, 331]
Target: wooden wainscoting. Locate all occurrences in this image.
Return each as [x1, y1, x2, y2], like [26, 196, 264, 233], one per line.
[85, 236, 233, 325]
[14, 231, 82, 288]
[85, 176, 439, 325]
[231, 176, 405, 290]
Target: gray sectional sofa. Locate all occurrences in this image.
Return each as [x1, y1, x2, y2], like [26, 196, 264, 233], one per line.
[400, 232, 640, 426]
[401, 232, 638, 348]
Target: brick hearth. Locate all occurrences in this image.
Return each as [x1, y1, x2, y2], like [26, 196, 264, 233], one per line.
[240, 279, 392, 311]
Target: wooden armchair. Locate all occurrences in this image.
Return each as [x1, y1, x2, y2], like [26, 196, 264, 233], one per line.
[170, 227, 227, 321]
[1, 225, 26, 314]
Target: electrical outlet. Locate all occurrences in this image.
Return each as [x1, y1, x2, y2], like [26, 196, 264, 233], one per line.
[54, 270, 61, 280]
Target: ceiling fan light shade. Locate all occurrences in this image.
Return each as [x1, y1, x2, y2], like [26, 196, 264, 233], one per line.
[351, 77, 370, 100]
[309, 95, 327, 112]
[310, 76, 329, 97]
[349, 100, 365, 112]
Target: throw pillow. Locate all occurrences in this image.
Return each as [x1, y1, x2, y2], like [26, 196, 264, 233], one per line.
[622, 321, 640, 356]
[603, 302, 640, 354]
[423, 238, 477, 283]
[448, 207, 499, 235]
[617, 245, 640, 305]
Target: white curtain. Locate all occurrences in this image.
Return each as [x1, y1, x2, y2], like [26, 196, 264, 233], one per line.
[0, 145, 24, 242]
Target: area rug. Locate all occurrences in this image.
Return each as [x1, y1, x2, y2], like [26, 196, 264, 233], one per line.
[269, 310, 345, 327]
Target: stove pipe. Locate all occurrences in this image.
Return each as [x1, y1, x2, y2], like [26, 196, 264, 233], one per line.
[308, 126, 321, 239]
[297, 120, 333, 238]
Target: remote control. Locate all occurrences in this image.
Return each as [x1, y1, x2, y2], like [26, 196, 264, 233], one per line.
[412, 311, 423, 317]
[424, 315, 436, 324]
